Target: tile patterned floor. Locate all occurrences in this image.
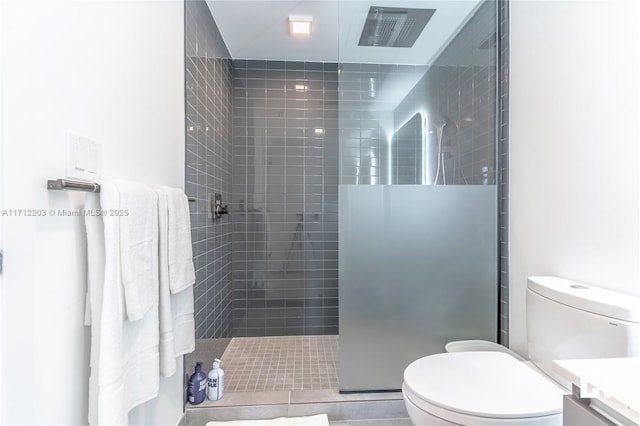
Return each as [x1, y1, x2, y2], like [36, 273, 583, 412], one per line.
[220, 335, 339, 392]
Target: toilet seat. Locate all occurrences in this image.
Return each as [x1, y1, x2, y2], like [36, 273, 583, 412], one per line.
[403, 352, 566, 425]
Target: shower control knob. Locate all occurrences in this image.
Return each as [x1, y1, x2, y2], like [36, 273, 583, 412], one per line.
[209, 193, 229, 219]
[215, 205, 228, 216]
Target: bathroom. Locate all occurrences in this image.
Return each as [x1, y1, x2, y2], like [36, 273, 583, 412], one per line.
[0, 0, 639, 425]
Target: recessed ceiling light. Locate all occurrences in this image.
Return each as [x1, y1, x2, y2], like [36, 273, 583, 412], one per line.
[289, 16, 313, 36]
[314, 128, 325, 135]
[295, 84, 308, 92]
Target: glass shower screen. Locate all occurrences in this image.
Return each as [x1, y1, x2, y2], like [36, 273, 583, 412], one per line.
[338, 185, 497, 390]
[337, 0, 499, 391]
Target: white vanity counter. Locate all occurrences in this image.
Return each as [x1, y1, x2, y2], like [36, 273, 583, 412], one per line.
[552, 357, 640, 425]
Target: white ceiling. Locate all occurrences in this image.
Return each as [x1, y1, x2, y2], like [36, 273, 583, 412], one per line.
[206, 0, 484, 65]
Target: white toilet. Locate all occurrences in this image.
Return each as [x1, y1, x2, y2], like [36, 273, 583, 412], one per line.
[402, 276, 640, 425]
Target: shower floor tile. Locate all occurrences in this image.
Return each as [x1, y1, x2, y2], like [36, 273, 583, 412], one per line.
[220, 335, 339, 392]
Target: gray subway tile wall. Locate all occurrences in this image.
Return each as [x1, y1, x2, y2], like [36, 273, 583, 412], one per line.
[185, 0, 234, 339]
[232, 60, 340, 337]
[339, 63, 429, 185]
[339, 63, 389, 185]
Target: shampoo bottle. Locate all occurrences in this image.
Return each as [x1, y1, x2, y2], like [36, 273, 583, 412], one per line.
[188, 362, 207, 405]
[207, 358, 225, 401]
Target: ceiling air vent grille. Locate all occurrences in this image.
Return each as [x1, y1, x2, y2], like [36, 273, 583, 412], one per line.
[358, 6, 435, 48]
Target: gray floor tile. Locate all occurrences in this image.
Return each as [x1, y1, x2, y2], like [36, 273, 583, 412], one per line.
[186, 404, 289, 425]
[188, 391, 290, 408]
[217, 335, 338, 392]
[287, 400, 408, 421]
[329, 419, 413, 426]
[291, 390, 403, 404]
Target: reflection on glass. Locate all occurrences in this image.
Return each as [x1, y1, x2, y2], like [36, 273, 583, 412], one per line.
[339, 0, 498, 186]
[390, 113, 423, 184]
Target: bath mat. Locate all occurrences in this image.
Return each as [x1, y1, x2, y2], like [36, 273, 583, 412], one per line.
[205, 414, 329, 426]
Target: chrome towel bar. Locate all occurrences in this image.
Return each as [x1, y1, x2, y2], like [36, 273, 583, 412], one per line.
[47, 179, 196, 202]
[48, 178, 100, 192]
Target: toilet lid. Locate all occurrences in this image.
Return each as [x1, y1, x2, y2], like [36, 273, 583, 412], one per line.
[403, 352, 565, 419]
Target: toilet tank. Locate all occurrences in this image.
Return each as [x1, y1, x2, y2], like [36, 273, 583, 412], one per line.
[526, 276, 640, 388]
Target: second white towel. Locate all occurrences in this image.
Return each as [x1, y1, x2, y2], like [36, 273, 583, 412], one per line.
[113, 180, 159, 321]
[157, 186, 195, 293]
[155, 187, 195, 377]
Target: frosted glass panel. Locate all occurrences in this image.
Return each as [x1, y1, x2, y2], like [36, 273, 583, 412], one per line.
[338, 185, 497, 391]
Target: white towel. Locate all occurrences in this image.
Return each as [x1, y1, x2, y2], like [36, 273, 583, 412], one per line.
[171, 285, 195, 357]
[155, 187, 195, 377]
[113, 180, 159, 321]
[86, 183, 160, 426]
[156, 189, 175, 377]
[85, 193, 104, 425]
[156, 186, 195, 294]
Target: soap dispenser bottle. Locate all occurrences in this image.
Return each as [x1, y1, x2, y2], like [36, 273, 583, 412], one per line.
[207, 358, 225, 401]
[481, 166, 490, 185]
[188, 362, 207, 405]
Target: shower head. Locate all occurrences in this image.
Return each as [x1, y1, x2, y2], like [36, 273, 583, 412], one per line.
[432, 115, 448, 130]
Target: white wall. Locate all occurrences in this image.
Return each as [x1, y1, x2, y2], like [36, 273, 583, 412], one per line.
[0, 1, 185, 425]
[509, 0, 640, 355]
[0, 0, 5, 422]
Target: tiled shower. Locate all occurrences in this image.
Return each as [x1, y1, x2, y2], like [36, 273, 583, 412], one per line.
[186, 0, 508, 346]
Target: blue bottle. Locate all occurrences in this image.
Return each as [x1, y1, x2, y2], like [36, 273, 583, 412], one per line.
[188, 362, 207, 405]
